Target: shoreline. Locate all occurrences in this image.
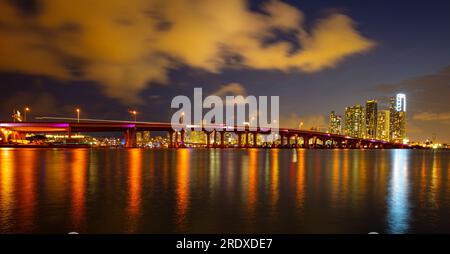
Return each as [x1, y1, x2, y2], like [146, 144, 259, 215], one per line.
[0, 144, 444, 150]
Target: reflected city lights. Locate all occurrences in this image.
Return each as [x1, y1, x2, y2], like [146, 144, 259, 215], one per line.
[176, 149, 190, 231]
[0, 149, 15, 232]
[127, 149, 143, 232]
[0, 148, 448, 233]
[70, 149, 87, 230]
[270, 149, 279, 210]
[296, 149, 306, 210]
[247, 149, 258, 217]
[18, 149, 36, 232]
[387, 150, 410, 234]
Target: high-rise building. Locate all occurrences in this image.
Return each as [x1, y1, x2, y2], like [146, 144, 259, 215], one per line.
[345, 105, 365, 138]
[136, 132, 143, 146]
[389, 93, 407, 142]
[365, 100, 378, 139]
[376, 110, 390, 141]
[143, 131, 151, 144]
[329, 111, 342, 134]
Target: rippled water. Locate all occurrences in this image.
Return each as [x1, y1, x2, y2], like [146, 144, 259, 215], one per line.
[0, 148, 449, 233]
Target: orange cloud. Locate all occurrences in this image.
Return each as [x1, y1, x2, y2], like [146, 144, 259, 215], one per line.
[0, 0, 375, 103]
[213, 83, 247, 97]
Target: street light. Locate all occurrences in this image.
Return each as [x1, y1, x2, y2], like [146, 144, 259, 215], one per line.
[299, 122, 304, 130]
[130, 110, 137, 122]
[24, 107, 30, 122]
[76, 108, 80, 123]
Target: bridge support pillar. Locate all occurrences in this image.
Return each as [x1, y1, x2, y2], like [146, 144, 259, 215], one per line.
[237, 133, 242, 147]
[253, 132, 258, 147]
[174, 131, 179, 148]
[280, 134, 285, 146]
[180, 130, 185, 147]
[213, 129, 217, 147]
[67, 126, 72, 139]
[294, 135, 298, 148]
[124, 128, 137, 148]
[220, 132, 225, 148]
[205, 131, 211, 148]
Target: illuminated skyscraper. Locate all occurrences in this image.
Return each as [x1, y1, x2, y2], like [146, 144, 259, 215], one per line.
[329, 111, 342, 134]
[376, 110, 390, 141]
[389, 93, 407, 142]
[136, 132, 143, 146]
[143, 131, 151, 144]
[365, 100, 378, 139]
[345, 105, 365, 138]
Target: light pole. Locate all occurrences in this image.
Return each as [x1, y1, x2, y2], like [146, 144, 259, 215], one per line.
[272, 120, 277, 142]
[24, 107, 30, 122]
[299, 122, 304, 130]
[130, 110, 137, 122]
[76, 108, 80, 123]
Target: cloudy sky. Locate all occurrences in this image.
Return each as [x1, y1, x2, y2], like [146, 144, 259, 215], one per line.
[0, 0, 449, 142]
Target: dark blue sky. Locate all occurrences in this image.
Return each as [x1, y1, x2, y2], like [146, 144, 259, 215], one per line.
[1, 0, 449, 141]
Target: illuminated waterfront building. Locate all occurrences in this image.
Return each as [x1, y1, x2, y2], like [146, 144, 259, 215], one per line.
[376, 110, 390, 141]
[345, 105, 365, 138]
[143, 131, 151, 144]
[329, 111, 342, 134]
[389, 93, 407, 142]
[365, 100, 378, 139]
[186, 130, 206, 145]
[136, 132, 143, 146]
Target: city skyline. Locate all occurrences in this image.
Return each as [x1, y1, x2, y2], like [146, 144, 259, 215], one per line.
[329, 93, 408, 143]
[0, 0, 449, 143]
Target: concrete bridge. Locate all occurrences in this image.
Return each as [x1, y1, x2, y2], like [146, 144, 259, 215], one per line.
[0, 119, 407, 149]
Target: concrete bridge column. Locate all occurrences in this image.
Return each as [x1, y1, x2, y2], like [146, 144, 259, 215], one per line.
[220, 131, 225, 148]
[205, 131, 211, 148]
[180, 130, 185, 147]
[294, 135, 299, 148]
[124, 128, 137, 148]
[213, 129, 217, 147]
[174, 131, 179, 148]
[280, 133, 285, 146]
[237, 133, 242, 147]
[178, 129, 186, 147]
[67, 126, 72, 139]
[253, 132, 258, 147]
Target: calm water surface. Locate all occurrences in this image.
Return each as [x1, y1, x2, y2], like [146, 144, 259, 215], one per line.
[0, 148, 449, 234]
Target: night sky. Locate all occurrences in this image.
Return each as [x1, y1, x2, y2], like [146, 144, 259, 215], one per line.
[1, 0, 449, 142]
